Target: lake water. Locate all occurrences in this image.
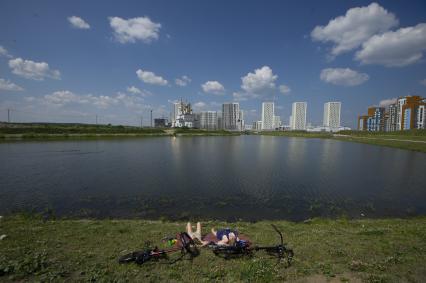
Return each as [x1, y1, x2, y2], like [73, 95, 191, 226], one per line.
[0, 136, 425, 221]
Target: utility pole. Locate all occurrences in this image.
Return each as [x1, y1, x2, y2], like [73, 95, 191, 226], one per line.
[96, 114, 98, 125]
[7, 109, 10, 123]
[140, 116, 143, 128]
[150, 110, 153, 127]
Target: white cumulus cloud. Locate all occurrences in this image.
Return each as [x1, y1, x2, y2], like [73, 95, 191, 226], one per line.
[126, 86, 142, 94]
[355, 23, 426, 67]
[175, 75, 191, 86]
[279, 84, 291, 94]
[44, 91, 82, 106]
[109, 16, 161, 44]
[379, 97, 397, 107]
[43, 90, 145, 110]
[126, 86, 151, 96]
[0, 78, 24, 91]
[311, 2, 398, 56]
[68, 16, 91, 29]
[320, 68, 369, 86]
[201, 81, 225, 95]
[136, 69, 168, 85]
[241, 66, 277, 94]
[232, 92, 258, 102]
[0, 46, 12, 58]
[9, 58, 61, 81]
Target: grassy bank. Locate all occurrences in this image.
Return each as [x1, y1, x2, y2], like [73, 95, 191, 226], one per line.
[0, 123, 239, 140]
[334, 130, 426, 153]
[1, 215, 425, 282]
[257, 130, 426, 153]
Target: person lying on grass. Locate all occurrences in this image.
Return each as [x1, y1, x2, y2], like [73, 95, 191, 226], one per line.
[186, 222, 240, 246]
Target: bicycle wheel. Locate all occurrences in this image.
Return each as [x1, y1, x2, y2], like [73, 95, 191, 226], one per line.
[118, 251, 138, 264]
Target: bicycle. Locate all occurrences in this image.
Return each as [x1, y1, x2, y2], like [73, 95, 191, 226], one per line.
[118, 232, 199, 265]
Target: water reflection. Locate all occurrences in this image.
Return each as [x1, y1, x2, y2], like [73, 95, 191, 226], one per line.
[0, 136, 425, 221]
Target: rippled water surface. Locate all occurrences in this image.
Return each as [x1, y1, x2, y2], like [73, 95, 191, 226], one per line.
[0, 136, 425, 221]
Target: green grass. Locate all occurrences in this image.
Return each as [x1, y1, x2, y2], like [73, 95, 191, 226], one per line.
[335, 129, 426, 153]
[339, 129, 426, 138]
[257, 129, 426, 153]
[1, 215, 425, 282]
[0, 123, 240, 140]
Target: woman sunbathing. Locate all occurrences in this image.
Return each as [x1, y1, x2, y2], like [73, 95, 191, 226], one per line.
[186, 222, 240, 246]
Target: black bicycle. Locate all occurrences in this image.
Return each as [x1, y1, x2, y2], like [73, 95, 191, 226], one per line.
[208, 224, 294, 266]
[118, 232, 199, 265]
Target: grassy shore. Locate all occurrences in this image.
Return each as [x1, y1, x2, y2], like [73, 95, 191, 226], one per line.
[334, 130, 426, 153]
[1, 215, 425, 282]
[0, 123, 239, 140]
[1, 123, 426, 153]
[258, 130, 426, 153]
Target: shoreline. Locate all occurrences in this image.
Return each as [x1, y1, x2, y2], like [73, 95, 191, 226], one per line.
[1, 215, 425, 282]
[1, 124, 425, 153]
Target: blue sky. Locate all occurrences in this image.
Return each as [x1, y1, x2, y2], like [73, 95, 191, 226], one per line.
[0, 0, 425, 128]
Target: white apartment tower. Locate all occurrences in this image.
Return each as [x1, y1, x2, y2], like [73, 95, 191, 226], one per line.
[172, 102, 181, 123]
[417, 104, 425, 129]
[261, 102, 275, 130]
[291, 102, 307, 130]
[200, 111, 218, 130]
[323, 102, 341, 129]
[222, 103, 240, 131]
[273, 115, 281, 129]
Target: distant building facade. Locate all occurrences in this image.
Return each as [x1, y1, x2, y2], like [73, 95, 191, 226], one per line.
[199, 111, 218, 130]
[418, 103, 425, 129]
[290, 102, 307, 130]
[222, 103, 241, 131]
[358, 95, 425, 131]
[323, 102, 341, 129]
[261, 102, 274, 130]
[252, 121, 262, 131]
[172, 100, 195, 128]
[273, 115, 281, 129]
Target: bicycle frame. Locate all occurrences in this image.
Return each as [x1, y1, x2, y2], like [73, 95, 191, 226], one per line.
[208, 224, 294, 265]
[118, 232, 199, 265]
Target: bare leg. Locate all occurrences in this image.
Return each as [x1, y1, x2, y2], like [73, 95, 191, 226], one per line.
[196, 222, 201, 234]
[186, 222, 193, 234]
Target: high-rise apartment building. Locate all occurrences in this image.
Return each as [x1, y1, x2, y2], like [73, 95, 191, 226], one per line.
[368, 107, 385, 131]
[239, 110, 245, 131]
[261, 102, 274, 130]
[222, 103, 241, 131]
[273, 115, 281, 129]
[199, 111, 218, 130]
[388, 104, 398, 131]
[323, 102, 341, 129]
[172, 102, 181, 123]
[396, 96, 423, 130]
[290, 102, 307, 130]
[400, 96, 425, 130]
[358, 95, 425, 132]
[358, 115, 369, 131]
[252, 121, 263, 131]
[418, 103, 425, 129]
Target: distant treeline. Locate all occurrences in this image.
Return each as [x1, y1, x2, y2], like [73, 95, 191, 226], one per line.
[0, 123, 165, 134]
